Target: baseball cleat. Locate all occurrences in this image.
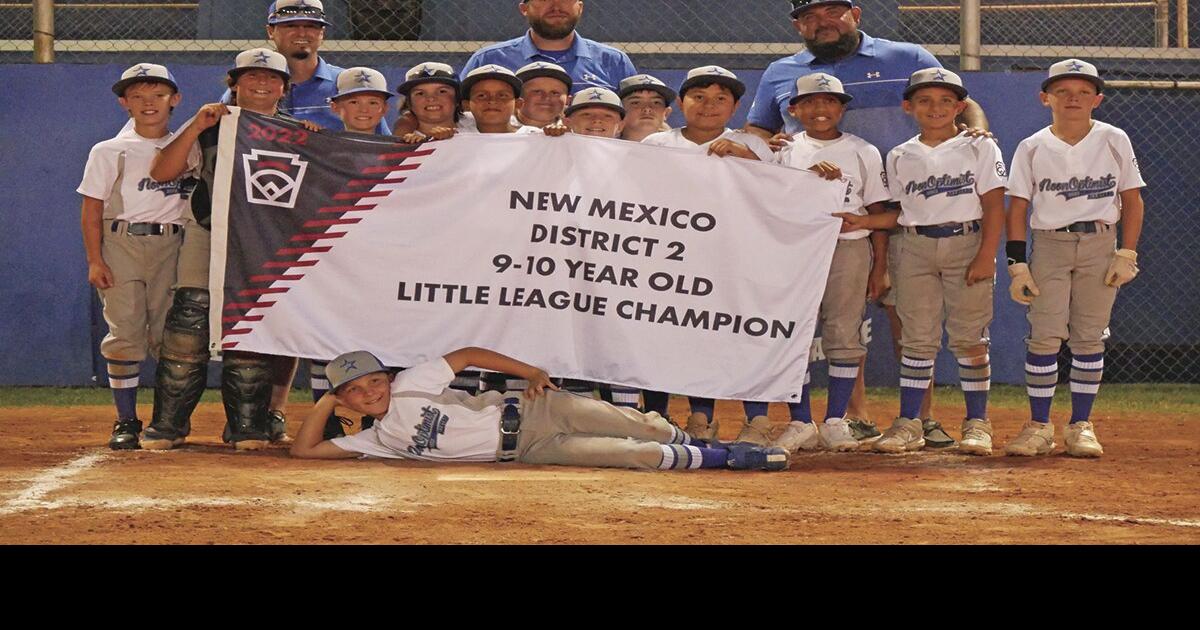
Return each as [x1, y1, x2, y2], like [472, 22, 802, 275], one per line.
[958, 418, 993, 455]
[233, 438, 269, 451]
[266, 409, 293, 444]
[726, 443, 791, 471]
[684, 412, 719, 442]
[922, 418, 957, 448]
[108, 418, 142, 450]
[819, 417, 860, 452]
[771, 420, 820, 453]
[1064, 421, 1103, 458]
[1005, 421, 1056, 456]
[874, 417, 925, 453]
[845, 416, 881, 442]
[733, 415, 774, 445]
[142, 419, 187, 450]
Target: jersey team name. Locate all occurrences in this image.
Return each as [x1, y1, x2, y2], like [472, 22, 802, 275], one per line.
[136, 176, 196, 199]
[407, 405, 449, 456]
[1037, 174, 1117, 200]
[904, 172, 976, 199]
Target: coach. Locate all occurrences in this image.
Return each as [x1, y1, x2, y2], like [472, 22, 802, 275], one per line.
[460, 0, 636, 92]
[745, 0, 987, 153]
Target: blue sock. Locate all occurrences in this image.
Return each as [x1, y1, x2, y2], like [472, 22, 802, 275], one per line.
[688, 397, 715, 421]
[1070, 352, 1104, 423]
[825, 360, 859, 420]
[310, 359, 329, 402]
[657, 444, 727, 470]
[743, 400, 768, 419]
[642, 390, 670, 416]
[106, 359, 140, 419]
[899, 355, 934, 419]
[1025, 352, 1057, 423]
[113, 387, 138, 420]
[788, 371, 813, 423]
[958, 354, 991, 419]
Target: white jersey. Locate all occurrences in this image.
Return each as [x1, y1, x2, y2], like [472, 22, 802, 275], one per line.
[887, 133, 1007, 227]
[331, 358, 504, 462]
[775, 132, 890, 240]
[642, 127, 775, 162]
[77, 126, 192, 224]
[1007, 121, 1146, 230]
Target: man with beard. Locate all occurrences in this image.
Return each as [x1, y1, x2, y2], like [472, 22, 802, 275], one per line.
[460, 0, 636, 92]
[223, 1, 390, 134]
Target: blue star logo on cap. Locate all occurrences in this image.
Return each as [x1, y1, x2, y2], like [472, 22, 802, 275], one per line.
[420, 65, 435, 76]
[709, 66, 727, 76]
[354, 70, 372, 86]
[135, 65, 151, 77]
[340, 358, 357, 371]
[817, 75, 832, 88]
[254, 51, 271, 65]
[641, 77, 655, 85]
[932, 70, 947, 81]
[588, 90, 603, 101]
[534, 62, 548, 69]
[1068, 61, 1085, 72]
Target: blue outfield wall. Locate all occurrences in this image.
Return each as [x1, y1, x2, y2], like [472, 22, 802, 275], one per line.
[0, 63, 1193, 387]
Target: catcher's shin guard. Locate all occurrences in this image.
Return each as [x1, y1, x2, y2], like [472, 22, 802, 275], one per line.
[221, 350, 272, 444]
[148, 288, 210, 440]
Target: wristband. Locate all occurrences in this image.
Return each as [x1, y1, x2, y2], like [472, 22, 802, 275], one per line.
[1006, 240, 1027, 266]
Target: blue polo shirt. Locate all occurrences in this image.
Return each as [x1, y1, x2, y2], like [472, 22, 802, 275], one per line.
[747, 32, 940, 156]
[460, 30, 636, 93]
[221, 57, 391, 135]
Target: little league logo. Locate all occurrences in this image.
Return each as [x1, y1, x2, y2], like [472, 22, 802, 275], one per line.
[242, 149, 308, 209]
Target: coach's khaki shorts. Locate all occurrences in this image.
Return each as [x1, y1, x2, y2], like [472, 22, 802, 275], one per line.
[516, 391, 678, 469]
[1026, 228, 1118, 356]
[894, 230, 993, 360]
[879, 228, 901, 307]
[97, 220, 182, 361]
[819, 237, 871, 361]
[175, 219, 210, 290]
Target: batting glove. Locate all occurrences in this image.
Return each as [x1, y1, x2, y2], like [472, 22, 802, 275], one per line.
[1104, 248, 1139, 287]
[1007, 262, 1040, 305]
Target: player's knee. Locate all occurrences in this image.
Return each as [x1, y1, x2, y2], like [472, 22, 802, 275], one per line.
[1027, 337, 1063, 356]
[166, 288, 209, 333]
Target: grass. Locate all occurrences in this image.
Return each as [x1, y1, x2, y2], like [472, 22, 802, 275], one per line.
[1, 384, 1197, 415]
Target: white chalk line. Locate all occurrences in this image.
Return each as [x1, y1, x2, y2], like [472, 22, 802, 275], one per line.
[0, 452, 108, 515]
[1060, 512, 1200, 529]
[437, 473, 605, 482]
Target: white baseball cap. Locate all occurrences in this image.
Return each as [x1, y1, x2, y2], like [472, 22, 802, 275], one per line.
[1042, 58, 1104, 93]
[229, 48, 290, 82]
[267, 0, 331, 27]
[565, 87, 625, 117]
[331, 67, 392, 101]
[112, 62, 178, 96]
[679, 65, 745, 100]
[515, 61, 572, 91]
[397, 62, 460, 97]
[461, 64, 523, 98]
[326, 350, 389, 391]
[618, 74, 676, 103]
[903, 67, 968, 100]
[788, 72, 853, 104]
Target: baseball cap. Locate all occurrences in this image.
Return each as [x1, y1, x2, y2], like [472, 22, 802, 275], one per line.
[618, 74, 676, 103]
[515, 61, 572, 91]
[678, 65, 746, 100]
[565, 87, 625, 117]
[461, 64, 524, 99]
[326, 350, 389, 391]
[789, 0, 854, 19]
[1042, 58, 1104, 94]
[397, 62, 459, 97]
[789, 72, 853, 104]
[903, 67, 968, 100]
[267, 0, 331, 27]
[112, 62, 178, 96]
[330, 67, 392, 101]
[228, 47, 290, 82]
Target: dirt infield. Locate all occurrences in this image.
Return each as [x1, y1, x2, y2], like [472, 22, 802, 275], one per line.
[1, 395, 1197, 544]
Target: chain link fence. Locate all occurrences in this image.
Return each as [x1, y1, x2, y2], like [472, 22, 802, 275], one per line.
[2, 1, 1196, 382]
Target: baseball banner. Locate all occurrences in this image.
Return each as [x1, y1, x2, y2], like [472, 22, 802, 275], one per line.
[209, 108, 845, 401]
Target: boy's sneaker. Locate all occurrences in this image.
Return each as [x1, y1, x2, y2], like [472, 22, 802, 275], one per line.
[959, 418, 993, 456]
[771, 421, 819, 453]
[874, 417, 925, 453]
[108, 418, 142, 450]
[733, 415, 773, 445]
[1005, 421, 1056, 456]
[266, 410, 293, 444]
[845, 417, 881, 442]
[141, 424, 186, 450]
[819, 417, 860, 452]
[726, 443, 790, 472]
[684, 412, 719, 442]
[1064, 421, 1103, 458]
[922, 418, 957, 449]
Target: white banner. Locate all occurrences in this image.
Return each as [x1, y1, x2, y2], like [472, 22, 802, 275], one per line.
[213, 116, 844, 401]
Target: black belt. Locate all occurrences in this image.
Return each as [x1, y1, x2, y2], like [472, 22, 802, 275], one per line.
[1053, 221, 1110, 233]
[497, 398, 522, 462]
[905, 220, 981, 238]
[112, 221, 181, 236]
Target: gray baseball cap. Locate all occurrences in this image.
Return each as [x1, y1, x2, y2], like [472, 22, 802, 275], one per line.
[903, 67, 968, 100]
[515, 61, 572, 91]
[789, 72, 853, 104]
[1042, 58, 1104, 94]
[330, 67, 392, 101]
[267, 0, 332, 27]
[679, 65, 746, 100]
[618, 74, 676, 103]
[461, 64, 524, 99]
[112, 62, 178, 96]
[397, 62, 460, 97]
[789, 0, 854, 19]
[565, 87, 625, 117]
[229, 47, 290, 82]
[326, 350, 389, 391]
